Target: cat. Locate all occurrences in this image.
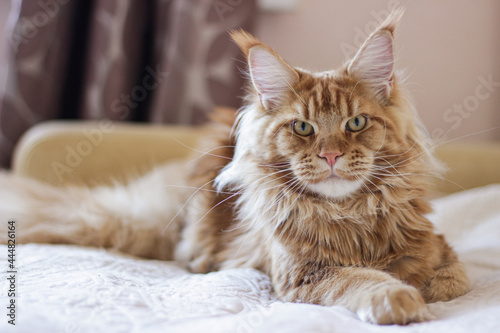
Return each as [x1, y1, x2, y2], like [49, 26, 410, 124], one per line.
[0, 10, 469, 325]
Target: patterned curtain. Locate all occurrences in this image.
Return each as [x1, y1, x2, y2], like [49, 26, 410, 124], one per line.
[0, 0, 257, 168]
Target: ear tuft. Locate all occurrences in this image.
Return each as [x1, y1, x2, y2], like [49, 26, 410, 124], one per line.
[230, 30, 299, 110]
[347, 8, 404, 102]
[229, 29, 261, 57]
[376, 7, 404, 36]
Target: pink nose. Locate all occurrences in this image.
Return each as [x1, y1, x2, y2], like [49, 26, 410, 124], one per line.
[318, 152, 343, 168]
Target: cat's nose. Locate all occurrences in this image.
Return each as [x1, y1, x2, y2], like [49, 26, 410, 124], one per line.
[318, 152, 343, 168]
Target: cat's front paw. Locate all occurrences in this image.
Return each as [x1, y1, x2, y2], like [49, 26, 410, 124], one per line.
[357, 285, 429, 325]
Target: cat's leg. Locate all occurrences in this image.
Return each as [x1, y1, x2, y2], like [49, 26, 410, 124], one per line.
[272, 264, 428, 325]
[420, 240, 469, 302]
[0, 162, 191, 259]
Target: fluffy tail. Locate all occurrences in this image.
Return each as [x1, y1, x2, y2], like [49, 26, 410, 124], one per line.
[0, 162, 189, 260]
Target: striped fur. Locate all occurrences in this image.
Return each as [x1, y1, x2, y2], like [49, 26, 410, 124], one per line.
[184, 11, 469, 324]
[0, 10, 468, 325]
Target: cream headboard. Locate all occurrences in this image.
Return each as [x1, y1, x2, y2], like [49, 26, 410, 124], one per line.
[11, 121, 500, 196]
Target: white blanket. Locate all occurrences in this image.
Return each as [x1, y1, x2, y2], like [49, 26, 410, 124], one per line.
[1, 185, 500, 333]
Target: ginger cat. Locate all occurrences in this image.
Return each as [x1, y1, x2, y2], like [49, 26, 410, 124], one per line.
[0, 10, 468, 325]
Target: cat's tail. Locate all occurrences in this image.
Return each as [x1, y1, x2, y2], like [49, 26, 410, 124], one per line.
[0, 162, 190, 260]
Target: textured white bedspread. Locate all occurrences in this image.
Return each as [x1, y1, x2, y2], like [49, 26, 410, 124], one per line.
[1, 185, 500, 333]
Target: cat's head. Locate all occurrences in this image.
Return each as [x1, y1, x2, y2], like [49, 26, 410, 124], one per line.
[218, 10, 439, 201]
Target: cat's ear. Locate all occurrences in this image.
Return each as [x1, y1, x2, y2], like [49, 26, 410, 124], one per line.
[230, 30, 299, 110]
[347, 9, 403, 103]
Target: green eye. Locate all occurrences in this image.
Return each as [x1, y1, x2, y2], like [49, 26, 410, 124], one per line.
[293, 120, 314, 136]
[346, 115, 367, 132]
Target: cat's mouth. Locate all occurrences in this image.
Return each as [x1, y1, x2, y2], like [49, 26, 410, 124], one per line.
[322, 167, 353, 181]
[325, 173, 342, 181]
[327, 167, 361, 183]
[304, 169, 363, 199]
[304, 168, 348, 184]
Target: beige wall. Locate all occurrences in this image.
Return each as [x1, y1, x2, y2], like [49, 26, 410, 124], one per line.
[256, 0, 500, 143]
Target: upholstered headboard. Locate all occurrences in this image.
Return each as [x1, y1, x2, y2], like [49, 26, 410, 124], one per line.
[11, 121, 500, 196]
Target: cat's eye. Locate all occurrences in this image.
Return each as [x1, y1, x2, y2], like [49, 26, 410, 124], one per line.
[293, 120, 314, 136]
[346, 115, 367, 132]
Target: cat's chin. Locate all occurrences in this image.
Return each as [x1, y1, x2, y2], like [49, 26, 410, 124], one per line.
[306, 176, 363, 200]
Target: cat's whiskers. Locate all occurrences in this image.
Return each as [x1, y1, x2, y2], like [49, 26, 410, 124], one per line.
[273, 178, 304, 215]
[206, 172, 298, 231]
[250, 169, 296, 190]
[373, 158, 413, 182]
[187, 145, 236, 164]
[368, 169, 466, 192]
[275, 184, 309, 247]
[233, 176, 305, 258]
[345, 161, 401, 188]
[357, 177, 381, 206]
[267, 178, 302, 232]
[361, 173, 403, 208]
[273, 181, 307, 242]
[366, 173, 396, 189]
[254, 174, 298, 195]
[375, 141, 418, 159]
[285, 180, 309, 227]
[231, 226, 257, 261]
[367, 170, 401, 188]
[370, 164, 423, 179]
[226, 178, 300, 233]
[352, 165, 407, 206]
[162, 184, 233, 195]
[374, 140, 411, 156]
[365, 163, 465, 203]
[377, 125, 500, 177]
[191, 191, 243, 229]
[170, 136, 233, 161]
[433, 125, 500, 148]
[162, 178, 215, 233]
[382, 152, 427, 169]
[258, 161, 291, 169]
[164, 168, 294, 233]
[367, 170, 408, 180]
[399, 124, 500, 173]
[223, 177, 299, 235]
[356, 174, 381, 201]
[369, 164, 411, 175]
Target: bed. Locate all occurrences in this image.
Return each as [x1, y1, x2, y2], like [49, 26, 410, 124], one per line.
[1, 121, 500, 332]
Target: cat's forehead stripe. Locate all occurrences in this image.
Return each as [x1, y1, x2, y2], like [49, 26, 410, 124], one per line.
[322, 80, 334, 107]
[306, 95, 315, 120]
[338, 93, 348, 117]
[296, 101, 308, 119]
[315, 85, 323, 113]
[352, 99, 359, 116]
[299, 77, 361, 119]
